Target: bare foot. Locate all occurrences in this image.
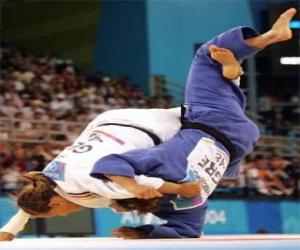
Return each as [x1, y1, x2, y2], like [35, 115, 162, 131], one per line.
[270, 8, 296, 42]
[245, 8, 297, 49]
[209, 45, 243, 80]
[178, 181, 201, 198]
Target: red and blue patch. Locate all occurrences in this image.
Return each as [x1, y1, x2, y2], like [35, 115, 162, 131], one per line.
[43, 161, 66, 181]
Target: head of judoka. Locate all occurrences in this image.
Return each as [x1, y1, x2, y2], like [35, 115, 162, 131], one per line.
[16, 172, 83, 218]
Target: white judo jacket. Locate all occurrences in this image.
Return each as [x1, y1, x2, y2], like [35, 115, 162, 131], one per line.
[43, 108, 182, 208]
[1, 108, 182, 235]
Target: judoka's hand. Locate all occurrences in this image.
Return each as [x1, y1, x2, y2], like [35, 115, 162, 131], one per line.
[178, 181, 201, 198]
[112, 226, 147, 239]
[105, 175, 163, 199]
[0, 232, 15, 241]
[129, 184, 163, 199]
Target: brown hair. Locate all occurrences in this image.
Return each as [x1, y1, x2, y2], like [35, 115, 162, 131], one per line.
[17, 172, 57, 215]
[115, 197, 161, 214]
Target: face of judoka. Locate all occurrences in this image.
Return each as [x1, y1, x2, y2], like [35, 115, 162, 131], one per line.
[34, 195, 84, 218]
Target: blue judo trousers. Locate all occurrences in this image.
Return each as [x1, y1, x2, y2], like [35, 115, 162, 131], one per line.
[91, 27, 261, 238]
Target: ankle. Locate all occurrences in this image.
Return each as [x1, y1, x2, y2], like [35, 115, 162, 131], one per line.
[223, 64, 242, 80]
[261, 30, 278, 45]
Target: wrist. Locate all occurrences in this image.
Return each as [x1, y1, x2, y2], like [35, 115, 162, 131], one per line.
[127, 182, 142, 193]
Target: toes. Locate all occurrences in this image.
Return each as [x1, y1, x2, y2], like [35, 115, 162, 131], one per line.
[209, 45, 220, 53]
[286, 8, 297, 16]
[281, 8, 297, 20]
[209, 45, 229, 54]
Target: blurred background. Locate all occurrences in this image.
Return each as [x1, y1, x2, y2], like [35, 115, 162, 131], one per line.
[0, 0, 299, 237]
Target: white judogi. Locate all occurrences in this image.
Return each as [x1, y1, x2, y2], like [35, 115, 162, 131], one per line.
[42, 108, 182, 208]
[77, 107, 181, 143]
[1, 108, 182, 235]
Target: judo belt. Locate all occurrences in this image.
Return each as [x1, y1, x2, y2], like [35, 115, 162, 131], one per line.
[97, 123, 162, 146]
[180, 106, 236, 159]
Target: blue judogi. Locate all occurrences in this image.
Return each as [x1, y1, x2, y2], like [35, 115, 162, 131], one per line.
[91, 27, 261, 238]
[184, 26, 261, 178]
[136, 196, 208, 238]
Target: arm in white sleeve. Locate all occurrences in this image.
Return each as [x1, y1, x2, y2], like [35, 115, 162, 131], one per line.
[0, 209, 31, 235]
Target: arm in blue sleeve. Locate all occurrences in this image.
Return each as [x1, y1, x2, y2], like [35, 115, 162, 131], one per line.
[90, 148, 163, 179]
[198, 26, 262, 62]
[90, 134, 190, 181]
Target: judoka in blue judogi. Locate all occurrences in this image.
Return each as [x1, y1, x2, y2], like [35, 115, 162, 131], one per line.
[91, 26, 261, 238]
